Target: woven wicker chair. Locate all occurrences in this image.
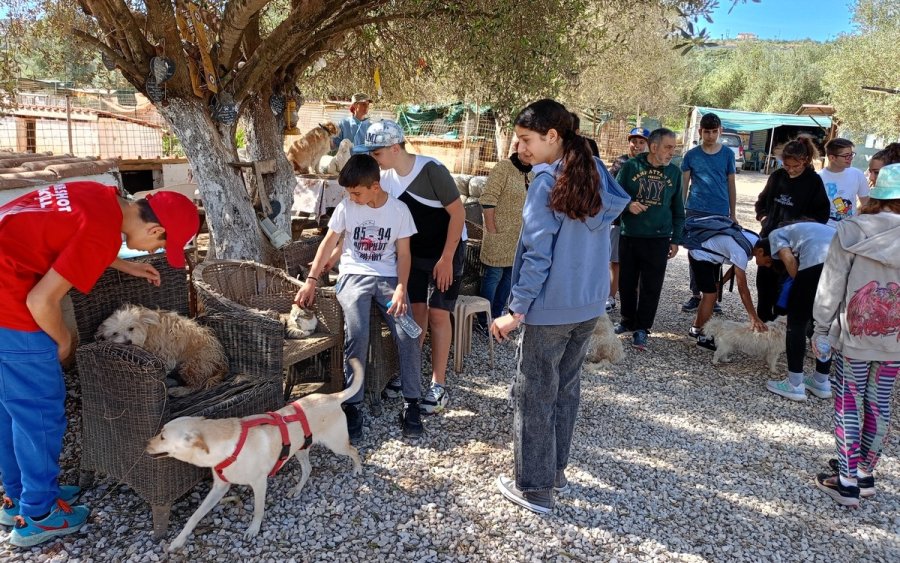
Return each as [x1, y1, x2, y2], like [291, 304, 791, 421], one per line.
[280, 235, 323, 280]
[192, 260, 343, 400]
[71, 253, 283, 540]
[461, 220, 484, 297]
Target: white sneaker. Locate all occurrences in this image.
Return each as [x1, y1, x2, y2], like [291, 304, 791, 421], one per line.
[766, 378, 807, 401]
[804, 375, 832, 399]
[420, 383, 449, 414]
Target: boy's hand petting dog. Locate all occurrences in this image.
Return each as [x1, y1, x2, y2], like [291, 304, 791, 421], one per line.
[124, 261, 162, 286]
[491, 314, 520, 343]
[750, 317, 769, 333]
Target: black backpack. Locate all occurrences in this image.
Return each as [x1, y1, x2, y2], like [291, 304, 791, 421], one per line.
[683, 215, 757, 259]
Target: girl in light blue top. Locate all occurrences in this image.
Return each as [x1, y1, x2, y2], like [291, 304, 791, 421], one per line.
[491, 99, 629, 514]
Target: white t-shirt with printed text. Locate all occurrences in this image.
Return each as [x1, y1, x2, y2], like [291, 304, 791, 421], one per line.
[819, 167, 869, 225]
[327, 196, 417, 278]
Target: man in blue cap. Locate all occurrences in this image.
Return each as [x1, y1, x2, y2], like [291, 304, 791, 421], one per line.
[332, 93, 372, 150]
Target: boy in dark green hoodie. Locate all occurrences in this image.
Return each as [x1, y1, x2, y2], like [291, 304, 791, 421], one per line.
[614, 128, 685, 350]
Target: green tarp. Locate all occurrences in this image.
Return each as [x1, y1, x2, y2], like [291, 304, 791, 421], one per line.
[696, 106, 832, 132]
[396, 102, 494, 136]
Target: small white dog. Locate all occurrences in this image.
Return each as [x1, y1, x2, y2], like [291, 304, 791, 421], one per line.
[585, 315, 625, 364]
[146, 359, 365, 550]
[286, 122, 338, 174]
[96, 304, 227, 395]
[701, 318, 786, 373]
[319, 139, 353, 175]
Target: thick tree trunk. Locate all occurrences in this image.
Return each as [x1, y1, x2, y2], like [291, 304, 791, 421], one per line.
[157, 98, 265, 262]
[494, 113, 513, 161]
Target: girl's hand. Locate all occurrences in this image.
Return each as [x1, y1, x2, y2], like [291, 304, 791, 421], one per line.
[491, 313, 521, 343]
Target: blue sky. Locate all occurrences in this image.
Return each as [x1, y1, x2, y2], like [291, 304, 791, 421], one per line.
[704, 0, 857, 41]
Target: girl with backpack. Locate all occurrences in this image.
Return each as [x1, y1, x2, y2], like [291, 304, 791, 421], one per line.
[812, 163, 900, 507]
[490, 99, 629, 514]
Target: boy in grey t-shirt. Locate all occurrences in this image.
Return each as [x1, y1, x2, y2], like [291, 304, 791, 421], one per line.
[353, 120, 465, 415]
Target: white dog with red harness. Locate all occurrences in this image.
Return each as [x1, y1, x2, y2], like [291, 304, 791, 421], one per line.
[147, 359, 365, 551]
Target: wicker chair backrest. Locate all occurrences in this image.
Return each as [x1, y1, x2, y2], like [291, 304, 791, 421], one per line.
[69, 252, 188, 345]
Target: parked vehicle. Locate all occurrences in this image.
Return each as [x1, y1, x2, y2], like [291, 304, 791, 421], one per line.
[720, 132, 745, 173]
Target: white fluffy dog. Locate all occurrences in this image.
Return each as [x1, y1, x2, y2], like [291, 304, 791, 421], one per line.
[146, 359, 365, 551]
[585, 315, 625, 364]
[95, 304, 227, 394]
[318, 139, 353, 175]
[286, 122, 339, 174]
[701, 318, 786, 373]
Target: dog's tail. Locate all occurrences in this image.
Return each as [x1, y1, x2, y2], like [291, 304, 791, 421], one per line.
[333, 358, 364, 403]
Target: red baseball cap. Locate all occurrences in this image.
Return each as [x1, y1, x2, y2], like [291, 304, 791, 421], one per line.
[145, 191, 200, 268]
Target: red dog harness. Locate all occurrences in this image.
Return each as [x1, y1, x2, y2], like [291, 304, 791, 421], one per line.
[213, 402, 312, 483]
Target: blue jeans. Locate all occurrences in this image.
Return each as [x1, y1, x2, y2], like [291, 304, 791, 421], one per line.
[513, 318, 598, 492]
[480, 265, 512, 320]
[0, 328, 67, 517]
[336, 274, 422, 403]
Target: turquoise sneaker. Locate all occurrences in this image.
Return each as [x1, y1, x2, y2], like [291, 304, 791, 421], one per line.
[1, 485, 81, 527]
[9, 498, 90, 548]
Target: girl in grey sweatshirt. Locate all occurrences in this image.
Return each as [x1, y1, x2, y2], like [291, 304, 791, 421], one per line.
[812, 163, 900, 507]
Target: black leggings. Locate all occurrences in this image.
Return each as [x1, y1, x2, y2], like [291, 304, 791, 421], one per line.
[786, 264, 831, 374]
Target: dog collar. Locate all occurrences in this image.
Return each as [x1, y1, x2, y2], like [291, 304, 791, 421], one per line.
[213, 402, 313, 483]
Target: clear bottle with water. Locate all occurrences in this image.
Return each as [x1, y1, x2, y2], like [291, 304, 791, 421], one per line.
[385, 300, 422, 339]
[815, 335, 832, 363]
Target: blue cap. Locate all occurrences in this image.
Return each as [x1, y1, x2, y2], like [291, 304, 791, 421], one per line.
[870, 163, 900, 200]
[352, 119, 405, 154]
[628, 127, 650, 140]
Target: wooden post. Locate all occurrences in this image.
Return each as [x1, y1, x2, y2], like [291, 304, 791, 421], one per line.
[65, 95, 74, 155]
[765, 126, 776, 174]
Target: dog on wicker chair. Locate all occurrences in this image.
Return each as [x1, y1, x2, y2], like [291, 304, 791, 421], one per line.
[95, 304, 227, 396]
[286, 122, 339, 174]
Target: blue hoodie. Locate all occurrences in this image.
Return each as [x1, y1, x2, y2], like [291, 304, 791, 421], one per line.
[508, 157, 630, 325]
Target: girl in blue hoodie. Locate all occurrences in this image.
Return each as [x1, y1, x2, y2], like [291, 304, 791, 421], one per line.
[491, 99, 629, 514]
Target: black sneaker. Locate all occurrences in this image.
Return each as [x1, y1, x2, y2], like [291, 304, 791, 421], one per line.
[632, 329, 648, 350]
[815, 472, 860, 507]
[400, 399, 424, 438]
[381, 375, 402, 400]
[613, 323, 630, 335]
[343, 403, 363, 443]
[681, 296, 701, 312]
[827, 459, 875, 498]
[713, 302, 723, 315]
[688, 326, 703, 338]
[697, 335, 717, 351]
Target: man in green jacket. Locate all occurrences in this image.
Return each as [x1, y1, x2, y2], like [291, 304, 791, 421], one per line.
[614, 128, 685, 350]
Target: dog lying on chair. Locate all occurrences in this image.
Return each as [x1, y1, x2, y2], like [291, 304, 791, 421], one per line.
[146, 358, 365, 550]
[286, 122, 339, 174]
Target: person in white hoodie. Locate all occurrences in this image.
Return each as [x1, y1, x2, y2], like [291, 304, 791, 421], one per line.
[812, 163, 900, 508]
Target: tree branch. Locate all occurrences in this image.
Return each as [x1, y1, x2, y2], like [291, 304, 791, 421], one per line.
[72, 28, 143, 82]
[219, 0, 271, 70]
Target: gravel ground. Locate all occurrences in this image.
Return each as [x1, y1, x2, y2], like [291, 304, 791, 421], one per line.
[2, 187, 899, 561]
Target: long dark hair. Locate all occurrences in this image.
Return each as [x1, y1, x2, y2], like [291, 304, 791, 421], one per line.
[514, 99, 600, 220]
[872, 142, 900, 165]
[782, 135, 819, 166]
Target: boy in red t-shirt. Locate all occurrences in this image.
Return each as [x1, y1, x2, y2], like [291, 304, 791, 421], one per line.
[0, 181, 198, 547]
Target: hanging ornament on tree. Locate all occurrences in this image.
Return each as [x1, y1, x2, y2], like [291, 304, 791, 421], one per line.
[269, 92, 286, 116]
[150, 56, 177, 84]
[101, 51, 117, 71]
[210, 92, 239, 125]
[145, 75, 165, 103]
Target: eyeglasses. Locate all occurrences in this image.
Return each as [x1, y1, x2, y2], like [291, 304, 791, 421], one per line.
[829, 152, 856, 160]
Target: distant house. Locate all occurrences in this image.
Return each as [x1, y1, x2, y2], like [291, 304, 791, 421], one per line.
[0, 94, 164, 159]
[736, 33, 758, 41]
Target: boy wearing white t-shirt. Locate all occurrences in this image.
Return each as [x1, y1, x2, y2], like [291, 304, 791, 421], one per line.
[294, 154, 423, 441]
[820, 138, 870, 226]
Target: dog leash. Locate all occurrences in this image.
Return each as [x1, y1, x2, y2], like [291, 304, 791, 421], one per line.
[214, 402, 313, 483]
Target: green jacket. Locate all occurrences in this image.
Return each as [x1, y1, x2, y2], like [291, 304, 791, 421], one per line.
[615, 153, 685, 244]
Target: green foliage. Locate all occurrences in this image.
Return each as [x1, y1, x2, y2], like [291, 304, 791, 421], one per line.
[821, 0, 900, 138]
[686, 41, 831, 114]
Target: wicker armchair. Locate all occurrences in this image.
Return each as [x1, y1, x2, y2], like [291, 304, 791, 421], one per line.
[71, 253, 283, 540]
[192, 260, 343, 400]
[461, 219, 484, 296]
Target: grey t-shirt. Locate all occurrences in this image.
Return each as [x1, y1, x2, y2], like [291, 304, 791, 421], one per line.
[768, 222, 836, 271]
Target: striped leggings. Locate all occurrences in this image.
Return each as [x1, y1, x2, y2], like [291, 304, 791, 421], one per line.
[831, 352, 900, 478]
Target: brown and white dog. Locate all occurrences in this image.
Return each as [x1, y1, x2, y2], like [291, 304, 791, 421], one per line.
[146, 359, 364, 550]
[96, 304, 227, 396]
[286, 122, 339, 174]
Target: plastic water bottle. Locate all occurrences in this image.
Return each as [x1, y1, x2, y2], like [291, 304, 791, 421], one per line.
[385, 301, 422, 339]
[815, 335, 832, 363]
